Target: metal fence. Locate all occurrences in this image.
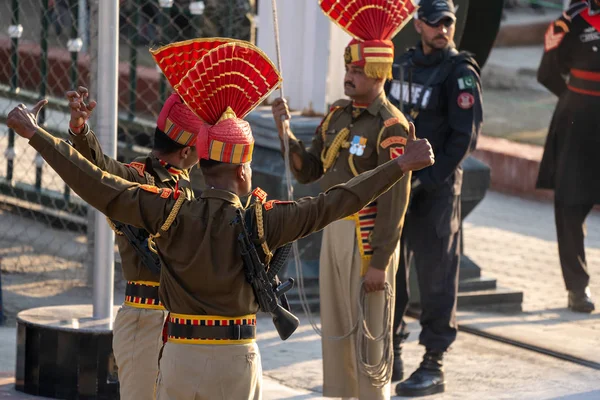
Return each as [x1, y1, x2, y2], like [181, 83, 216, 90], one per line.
[0, 0, 256, 323]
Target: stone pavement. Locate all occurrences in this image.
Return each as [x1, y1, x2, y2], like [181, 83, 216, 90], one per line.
[459, 190, 600, 367]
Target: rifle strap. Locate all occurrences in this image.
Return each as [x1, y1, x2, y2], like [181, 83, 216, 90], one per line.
[148, 193, 186, 253]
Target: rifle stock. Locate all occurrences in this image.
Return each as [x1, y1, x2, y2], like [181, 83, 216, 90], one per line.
[271, 304, 299, 340]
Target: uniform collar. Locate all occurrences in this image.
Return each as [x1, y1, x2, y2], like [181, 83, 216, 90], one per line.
[347, 91, 386, 117]
[200, 188, 243, 208]
[366, 92, 386, 116]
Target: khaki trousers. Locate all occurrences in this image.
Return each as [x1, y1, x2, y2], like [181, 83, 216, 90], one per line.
[112, 304, 167, 400]
[320, 220, 398, 399]
[155, 341, 262, 400]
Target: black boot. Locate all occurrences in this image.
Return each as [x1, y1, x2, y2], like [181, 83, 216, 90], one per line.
[568, 287, 595, 313]
[391, 329, 409, 382]
[395, 350, 445, 397]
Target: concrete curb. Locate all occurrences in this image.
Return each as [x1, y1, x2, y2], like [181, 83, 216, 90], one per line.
[472, 135, 553, 202]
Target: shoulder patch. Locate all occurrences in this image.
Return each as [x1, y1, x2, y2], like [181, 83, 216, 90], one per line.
[139, 184, 161, 194]
[390, 147, 404, 160]
[384, 117, 401, 127]
[252, 187, 268, 203]
[127, 161, 146, 177]
[381, 136, 407, 149]
[457, 75, 477, 90]
[457, 92, 475, 109]
[264, 200, 294, 211]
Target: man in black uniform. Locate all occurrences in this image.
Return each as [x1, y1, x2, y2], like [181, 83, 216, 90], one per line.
[385, 0, 483, 396]
[536, 0, 598, 314]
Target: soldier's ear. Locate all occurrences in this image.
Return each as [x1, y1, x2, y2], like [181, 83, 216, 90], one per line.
[236, 164, 246, 182]
[180, 146, 190, 159]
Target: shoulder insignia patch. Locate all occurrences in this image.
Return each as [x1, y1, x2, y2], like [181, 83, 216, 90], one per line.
[160, 188, 173, 199]
[127, 161, 146, 177]
[381, 136, 407, 149]
[545, 23, 566, 52]
[384, 117, 401, 127]
[264, 200, 293, 211]
[457, 75, 476, 90]
[390, 147, 404, 160]
[457, 92, 475, 110]
[252, 187, 268, 203]
[139, 184, 161, 194]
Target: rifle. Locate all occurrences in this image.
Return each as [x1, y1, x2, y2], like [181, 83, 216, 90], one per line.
[111, 220, 162, 276]
[233, 209, 299, 340]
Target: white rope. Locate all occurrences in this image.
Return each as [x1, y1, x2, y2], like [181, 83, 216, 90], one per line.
[270, 0, 393, 387]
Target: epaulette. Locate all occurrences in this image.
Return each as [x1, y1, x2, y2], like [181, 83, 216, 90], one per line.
[251, 187, 268, 204]
[126, 156, 155, 185]
[380, 102, 409, 130]
[329, 99, 351, 111]
[126, 161, 146, 177]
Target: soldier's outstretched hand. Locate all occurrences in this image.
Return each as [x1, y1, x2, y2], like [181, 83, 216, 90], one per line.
[6, 100, 48, 140]
[66, 86, 96, 134]
[397, 122, 434, 173]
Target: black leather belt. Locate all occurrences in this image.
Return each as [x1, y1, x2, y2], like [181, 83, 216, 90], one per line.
[124, 281, 163, 309]
[125, 281, 160, 299]
[168, 323, 256, 341]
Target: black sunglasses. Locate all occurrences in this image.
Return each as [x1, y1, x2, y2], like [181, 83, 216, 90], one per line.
[424, 18, 454, 28]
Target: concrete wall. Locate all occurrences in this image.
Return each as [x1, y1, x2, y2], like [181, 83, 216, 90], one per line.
[256, 0, 350, 114]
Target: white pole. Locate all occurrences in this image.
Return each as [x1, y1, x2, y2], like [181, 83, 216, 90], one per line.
[78, 0, 88, 53]
[93, 0, 119, 320]
[563, 0, 570, 10]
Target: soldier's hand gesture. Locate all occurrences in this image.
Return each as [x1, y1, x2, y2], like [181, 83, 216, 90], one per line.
[396, 122, 435, 173]
[66, 86, 96, 135]
[6, 100, 48, 140]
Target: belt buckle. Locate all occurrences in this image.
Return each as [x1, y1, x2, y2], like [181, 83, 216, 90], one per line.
[232, 324, 241, 340]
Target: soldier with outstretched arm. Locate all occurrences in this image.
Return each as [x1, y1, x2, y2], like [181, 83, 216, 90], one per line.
[64, 85, 203, 400]
[7, 85, 433, 400]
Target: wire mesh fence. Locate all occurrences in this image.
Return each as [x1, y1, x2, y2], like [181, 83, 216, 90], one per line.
[0, 0, 257, 322]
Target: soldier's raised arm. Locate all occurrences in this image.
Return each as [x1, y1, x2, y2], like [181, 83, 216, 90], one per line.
[7, 101, 175, 234]
[262, 124, 433, 250]
[65, 86, 150, 182]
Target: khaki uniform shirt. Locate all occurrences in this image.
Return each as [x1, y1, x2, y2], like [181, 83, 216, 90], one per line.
[69, 124, 194, 283]
[287, 92, 411, 270]
[31, 128, 407, 316]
